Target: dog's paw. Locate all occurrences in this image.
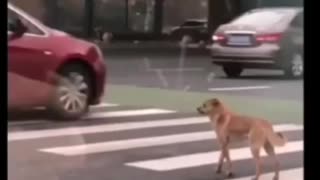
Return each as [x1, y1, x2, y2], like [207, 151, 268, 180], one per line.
[251, 177, 259, 180]
[226, 172, 234, 178]
[273, 175, 279, 180]
[215, 168, 222, 174]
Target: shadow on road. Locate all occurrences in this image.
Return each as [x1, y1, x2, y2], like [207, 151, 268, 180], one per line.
[8, 109, 56, 121]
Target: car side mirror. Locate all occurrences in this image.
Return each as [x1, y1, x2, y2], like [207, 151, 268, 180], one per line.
[8, 18, 28, 40]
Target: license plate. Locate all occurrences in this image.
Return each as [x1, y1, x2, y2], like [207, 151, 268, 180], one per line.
[227, 35, 251, 46]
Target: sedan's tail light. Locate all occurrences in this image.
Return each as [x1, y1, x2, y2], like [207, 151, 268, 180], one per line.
[212, 34, 226, 43]
[255, 33, 282, 43]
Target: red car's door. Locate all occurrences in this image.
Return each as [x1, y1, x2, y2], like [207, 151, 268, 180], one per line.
[8, 7, 56, 109]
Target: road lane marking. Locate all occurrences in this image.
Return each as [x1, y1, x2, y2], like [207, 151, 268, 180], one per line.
[8, 117, 208, 141]
[227, 168, 303, 180]
[85, 109, 175, 119]
[39, 124, 302, 156]
[156, 69, 169, 87]
[91, 103, 119, 108]
[125, 141, 303, 171]
[208, 86, 271, 91]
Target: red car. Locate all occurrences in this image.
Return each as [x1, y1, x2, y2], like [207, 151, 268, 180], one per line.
[8, 3, 107, 120]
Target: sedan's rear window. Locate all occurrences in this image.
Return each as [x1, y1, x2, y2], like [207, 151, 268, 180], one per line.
[231, 10, 292, 27]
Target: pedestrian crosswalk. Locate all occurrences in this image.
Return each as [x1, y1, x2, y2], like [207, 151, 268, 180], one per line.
[8, 103, 304, 180]
[228, 168, 303, 180]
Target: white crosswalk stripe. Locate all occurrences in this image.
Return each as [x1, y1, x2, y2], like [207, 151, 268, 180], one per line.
[126, 141, 303, 171]
[8, 117, 208, 141]
[91, 103, 119, 108]
[8, 102, 120, 127]
[227, 168, 303, 180]
[39, 124, 302, 156]
[8, 103, 304, 180]
[85, 108, 175, 119]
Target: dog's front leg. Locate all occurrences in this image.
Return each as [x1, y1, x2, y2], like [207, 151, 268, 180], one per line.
[223, 138, 233, 178]
[216, 135, 231, 175]
[216, 138, 233, 178]
[215, 115, 232, 176]
[216, 146, 225, 174]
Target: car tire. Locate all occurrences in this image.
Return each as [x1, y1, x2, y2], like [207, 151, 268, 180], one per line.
[283, 52, 304, 79]
[223, 66, 243, 78]
[47, 64, 92, 120]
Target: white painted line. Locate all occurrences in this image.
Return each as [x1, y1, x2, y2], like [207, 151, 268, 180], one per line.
[8, 117, 208, 141]
[85, 108, 175, 119]
[144, 58, 152, 70]
[207, 72, 216, 83]
[8, 120, 50, 126]
[39, 124, 302, 156]
[156, 69, 169, 87]
[126, 141, 303, 171]
[208, 86, 271, 92]
[147, 68, 203, 72]
[228, 168, 303, 180]
[39, 131, 213, 156]
[91, 103, 119, 108]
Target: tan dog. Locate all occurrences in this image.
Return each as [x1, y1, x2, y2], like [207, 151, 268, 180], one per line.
[197, 98, 287, 180]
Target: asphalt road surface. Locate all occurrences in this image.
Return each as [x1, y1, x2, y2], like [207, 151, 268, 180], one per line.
[8, 47, 303, 180]
[106, 49, 303, 102]
[9, 103, 303, 180]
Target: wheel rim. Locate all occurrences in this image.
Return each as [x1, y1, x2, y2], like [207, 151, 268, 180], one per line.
[291, 54, 303, 77]
[56, 72, 89, 113]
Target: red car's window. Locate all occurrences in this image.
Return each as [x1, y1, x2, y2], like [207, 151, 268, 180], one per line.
[8, 7, 44, 35]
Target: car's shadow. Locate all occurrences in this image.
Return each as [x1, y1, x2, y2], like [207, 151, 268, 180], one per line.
[8, 109, 57, 121]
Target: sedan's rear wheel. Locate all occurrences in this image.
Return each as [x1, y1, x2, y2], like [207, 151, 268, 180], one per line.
[48, 64, 92, 120]
[284, 52, 303, 79]
[223, 66, 243, 78]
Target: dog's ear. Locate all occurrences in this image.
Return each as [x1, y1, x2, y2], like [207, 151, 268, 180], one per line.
[211, 98, 220, 107]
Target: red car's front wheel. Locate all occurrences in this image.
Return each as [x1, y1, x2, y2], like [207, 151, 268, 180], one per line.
[48, 64, 93, 120]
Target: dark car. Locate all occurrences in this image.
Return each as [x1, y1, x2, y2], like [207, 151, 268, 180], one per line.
[169, 19, 209, 43]
[8, 3, 107, 120]
[210, 8, 303, 78]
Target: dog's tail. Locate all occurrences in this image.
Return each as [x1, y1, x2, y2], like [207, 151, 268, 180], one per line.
[266, 131, 287, 147]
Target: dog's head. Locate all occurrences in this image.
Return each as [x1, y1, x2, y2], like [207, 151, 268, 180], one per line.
[197, 98, 222, 115]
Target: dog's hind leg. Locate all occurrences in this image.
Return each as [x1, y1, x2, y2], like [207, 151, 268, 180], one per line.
[249, 128, 264, 180]
[264, 141, 279, 180]
[250, 146, 262, 180]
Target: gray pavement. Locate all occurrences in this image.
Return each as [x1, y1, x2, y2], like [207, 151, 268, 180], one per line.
[8, 104, 303, 180]
[106, 50, 303, 101]
[8, 46, 303, 180]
